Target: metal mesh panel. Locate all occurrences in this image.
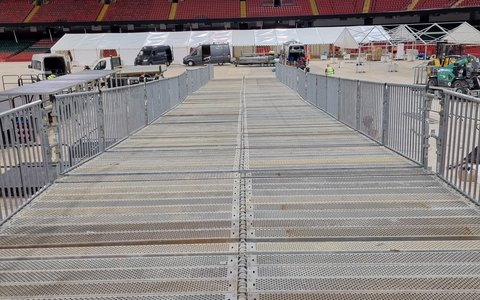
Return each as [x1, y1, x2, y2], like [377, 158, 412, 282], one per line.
[127, 84, 147, 134]
[0, 102, 49, 222]
[249, 292, 480, 300]
[387, 84, 425, 163]
[101, 86, 129, 147]
[326, 76, 339, 118]
[338, 79, 357, 128]
[305, 74, 317, 106]
[316, 75, 327, 110]
[437, 91, 480, 205]
[55, 91, 101, 172]
[296, 69, 307, 100]
[359, 81, 384, 142]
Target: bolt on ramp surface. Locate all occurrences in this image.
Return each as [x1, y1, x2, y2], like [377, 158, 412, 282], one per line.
[0, 77, 480, 299]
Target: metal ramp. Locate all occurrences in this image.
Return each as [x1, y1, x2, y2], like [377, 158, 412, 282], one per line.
[0, 77, 480, 299]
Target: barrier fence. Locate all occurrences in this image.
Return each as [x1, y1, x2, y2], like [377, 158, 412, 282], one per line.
[277, 64, 427, 166]
[276, 63, 480, 205]
[0, 65, 213, 223]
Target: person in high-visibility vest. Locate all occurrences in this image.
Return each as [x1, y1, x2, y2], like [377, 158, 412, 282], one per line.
[47, 74, 57, 80]
[325, 64, 334, 76]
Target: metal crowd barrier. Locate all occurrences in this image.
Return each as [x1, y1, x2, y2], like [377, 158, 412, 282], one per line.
[277, 63, 480, 205]
[277, 64, 427, 166]
[0, 101, 50, 221]
[433, 89, 480, 204]
[0, 65, 213, 223]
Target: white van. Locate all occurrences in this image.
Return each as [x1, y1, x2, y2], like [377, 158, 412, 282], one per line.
[28, 54, 71, 77]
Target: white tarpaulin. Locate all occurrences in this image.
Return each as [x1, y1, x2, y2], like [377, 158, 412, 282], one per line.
[51, 26, 390, 65]
[334, 28, 359, 49]
[389, 25, 417, 42]
[442, 22, 480, 45]
[348, 26, 390, 43]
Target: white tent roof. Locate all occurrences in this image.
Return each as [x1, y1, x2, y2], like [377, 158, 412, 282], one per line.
[348, 26, 390, 43]
[51, 26, 383, 65]
[334, 28, 359, 49]
[442, 22, 480, 45]
[389, 25, 417, 42]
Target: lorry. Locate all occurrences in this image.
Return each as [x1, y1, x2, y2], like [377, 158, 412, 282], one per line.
[92, 56, 167, 85]
[427, 55, 480, 94]
[233, 51, 277, 67]
[183, 43, 231, 66]
[281, 41, 306, 66]
[28, 53, 71, 78]
[134, 45, 173, 66]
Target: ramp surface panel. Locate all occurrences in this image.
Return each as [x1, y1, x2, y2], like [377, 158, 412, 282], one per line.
[1, 77, 480, 299]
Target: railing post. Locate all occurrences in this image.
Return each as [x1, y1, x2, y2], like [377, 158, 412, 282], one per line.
[355, 81, 361, 131]
[382, 84, 390, 146]
[421, 87, 432, 170]
[42, 97, 57, 182]
[437, 90, 448, 175]
[96, 91, 105, 153]
[144, 82, 149, 125]
[337, 78, 341, 121]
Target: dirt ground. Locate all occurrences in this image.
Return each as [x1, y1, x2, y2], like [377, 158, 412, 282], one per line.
[0, 59, 422, 91]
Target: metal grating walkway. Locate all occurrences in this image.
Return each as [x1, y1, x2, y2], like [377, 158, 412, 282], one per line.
[1, 77, 480, 299]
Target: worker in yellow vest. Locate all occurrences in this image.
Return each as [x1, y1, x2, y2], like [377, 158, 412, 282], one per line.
[325, 64, 334, 76]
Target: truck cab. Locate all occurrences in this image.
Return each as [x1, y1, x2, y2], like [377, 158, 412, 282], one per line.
[28, 54, 71, 77]
[92, 56, 123, 70]
[134, 45, 173, 66]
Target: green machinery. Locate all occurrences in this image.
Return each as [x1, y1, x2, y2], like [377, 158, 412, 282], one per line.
[428, 55, 480, 94]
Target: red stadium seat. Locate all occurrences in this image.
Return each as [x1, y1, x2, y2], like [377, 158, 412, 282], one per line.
[0, 0, 32, 23]
[370, 0, 411, 12]
[30, 0, 103, 23]
[458, 0, 480, 7]
[247, 0, 313, 17]
[315, 0, 363, 15]
[103, 0, 170, 21]
[416, 0, 456, 10]
[176, 0, 240, 20]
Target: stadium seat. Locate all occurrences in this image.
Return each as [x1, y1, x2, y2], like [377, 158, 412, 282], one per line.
[103, 0, 170, 21]
[416, 0, 456, 10]
[370, 0, 411, 12]
[0, 0, 33, 23]
[247, 0, 313, 17]
[315, 0, 363, 15]
[176, 0, 241, 19]
[458, 0, 480, 7]
[30, 0, 103, 23]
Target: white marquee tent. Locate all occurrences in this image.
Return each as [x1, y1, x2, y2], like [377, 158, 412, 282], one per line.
[442, 22, 480, 45]
[52, 26, 388, 66]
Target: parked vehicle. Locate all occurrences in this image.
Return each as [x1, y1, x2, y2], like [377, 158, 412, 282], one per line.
[428, 55, 480, 94]
[234, 51, 277, 67]
[92, 56, 167, 86]
[28, 54, 71, 77]
[134, 45, 173, 66]
[281, 41, 306, 66]
[183, 43, 231, 66]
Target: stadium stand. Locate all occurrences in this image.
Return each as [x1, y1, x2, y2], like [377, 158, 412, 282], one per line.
[315, 0, 363, 15]
[459, 0, 480, 7]
[29, 0, 103, 23]
[0, 39, 35, 62]
[0, 0, 32, 23]
[247, 0, 313, 17]
[416, 0, 456, 10]
[370, 0, 411, 12]
[103, 0, 171, 22]
[176, 0, 241, 20]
